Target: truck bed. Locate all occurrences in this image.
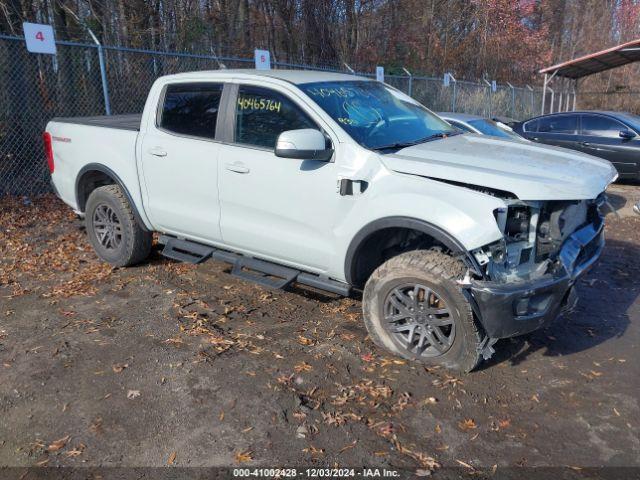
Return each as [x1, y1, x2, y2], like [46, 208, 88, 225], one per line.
[51, 114, 142, 132]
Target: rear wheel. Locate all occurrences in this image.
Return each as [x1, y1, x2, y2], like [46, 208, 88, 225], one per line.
[85, 185, 152, 267]
[362, 250, 483, 373]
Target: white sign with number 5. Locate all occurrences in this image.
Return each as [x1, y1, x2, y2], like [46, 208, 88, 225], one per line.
[23, 22, 57, 55]
[254, 49, 271, 70]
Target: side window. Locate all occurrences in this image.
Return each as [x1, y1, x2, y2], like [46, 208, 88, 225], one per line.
[537, 115, 577, 134]
[582, 115, 626, 138]
[235, 86, 316, 149]
[160, 83, 223, 140]
[523, 119, 539, 132]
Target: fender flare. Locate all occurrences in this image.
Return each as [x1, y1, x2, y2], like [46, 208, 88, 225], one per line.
[75, 163, 150, 231]
[343, 216, 484, 285]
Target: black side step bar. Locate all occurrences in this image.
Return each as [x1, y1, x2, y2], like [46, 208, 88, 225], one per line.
[159, 235, 215, 264]
[158, 235, 351, 296]
[232, 257, 298, 290]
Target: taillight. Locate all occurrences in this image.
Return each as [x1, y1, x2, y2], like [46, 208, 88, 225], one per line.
[43, 132, 54, 174]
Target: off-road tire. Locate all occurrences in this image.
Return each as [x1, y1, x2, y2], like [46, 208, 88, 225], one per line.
[85, 185, 152, 267]
[363, 249, 483, 373]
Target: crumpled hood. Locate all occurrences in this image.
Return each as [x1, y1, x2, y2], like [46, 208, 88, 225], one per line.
[380, 134, 618, 200]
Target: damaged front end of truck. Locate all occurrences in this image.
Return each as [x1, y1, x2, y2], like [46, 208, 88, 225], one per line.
[467, 193, 607, 342]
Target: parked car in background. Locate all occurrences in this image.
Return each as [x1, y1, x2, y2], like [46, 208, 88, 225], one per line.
[492, 116, 519, 129]
[438, 112, 526, 141]
[513, 111, 640, 180]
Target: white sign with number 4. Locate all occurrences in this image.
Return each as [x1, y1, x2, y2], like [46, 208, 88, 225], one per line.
[23, 22, 57, 55]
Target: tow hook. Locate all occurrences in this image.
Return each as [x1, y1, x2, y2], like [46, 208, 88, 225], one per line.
[477, 337, 499, 361]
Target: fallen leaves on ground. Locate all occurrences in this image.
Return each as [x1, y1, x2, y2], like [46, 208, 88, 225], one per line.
[297, 335, 315, 346]
[112, 363, 128, 373]
[302, 445, 325, 456]
[127, 390, 140, 400]
[65, 443, 86, 457]
[458, 418, 477, 431]
[338, 440, 357, 453]
[89, 417, 103, 435]
[456, 459, 476, 471]
[294, 362, 313, 373]
[234, 450, 253, 463]
[47, 435, 70, 452]
[0, 195, 113, 299]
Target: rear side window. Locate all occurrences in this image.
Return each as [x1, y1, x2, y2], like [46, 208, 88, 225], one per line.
[581, 115, 625, 138]
[160, 83, 223, 139]
[537, 115, 577, 134]
[235, 86, 315, 149]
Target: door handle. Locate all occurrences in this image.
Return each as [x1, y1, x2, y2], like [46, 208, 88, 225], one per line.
[532, 137, 540, 142]
[580, 142, 592, 148]
[225, 162, 250, 174]
[148, 147, 167, 157]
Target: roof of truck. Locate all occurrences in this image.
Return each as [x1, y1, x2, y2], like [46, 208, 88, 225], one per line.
[161, 69, 373, 85]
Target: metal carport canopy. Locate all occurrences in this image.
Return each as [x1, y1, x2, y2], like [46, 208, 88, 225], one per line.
[537, 38, 640, 114]
[540, 38, 640, 79]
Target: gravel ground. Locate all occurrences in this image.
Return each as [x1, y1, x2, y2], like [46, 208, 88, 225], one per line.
[0, 190, 639, 479]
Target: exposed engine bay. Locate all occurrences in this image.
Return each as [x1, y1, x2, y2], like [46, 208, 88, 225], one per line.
[472, 194, 605, 283]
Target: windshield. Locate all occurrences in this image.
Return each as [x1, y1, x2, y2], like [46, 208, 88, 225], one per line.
[468, 119, 521, 139]
[299, 81, 457, 149]
[619, 113, 640, 132]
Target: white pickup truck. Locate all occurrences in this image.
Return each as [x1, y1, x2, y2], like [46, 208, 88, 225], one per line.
[45, 70, 617, 372]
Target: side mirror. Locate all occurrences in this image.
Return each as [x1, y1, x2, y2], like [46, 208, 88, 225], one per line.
[275, 129, 333, 161]
[619, 129, 636, 140]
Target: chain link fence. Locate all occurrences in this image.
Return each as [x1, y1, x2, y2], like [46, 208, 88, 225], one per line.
[1, 34, 545, 196]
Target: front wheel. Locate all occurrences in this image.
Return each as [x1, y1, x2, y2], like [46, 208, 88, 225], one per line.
[362, 250, 483, 373]
[85, 185, 152, 267]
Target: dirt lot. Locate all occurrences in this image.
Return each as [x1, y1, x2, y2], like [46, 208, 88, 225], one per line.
[1, 185, 639, 478]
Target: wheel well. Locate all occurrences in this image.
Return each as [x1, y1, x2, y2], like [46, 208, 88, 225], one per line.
[348, 227, 450, 288]
[76, 170, 117, 212]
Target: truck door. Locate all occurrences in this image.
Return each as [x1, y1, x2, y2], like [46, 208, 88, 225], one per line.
[218, 83, 339, 271]
[139, 82, 224, 242]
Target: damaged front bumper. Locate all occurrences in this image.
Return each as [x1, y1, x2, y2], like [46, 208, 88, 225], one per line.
[468, 217, 604, 339]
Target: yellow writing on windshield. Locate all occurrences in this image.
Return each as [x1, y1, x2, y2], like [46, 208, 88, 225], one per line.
[338, 117, 358, 125]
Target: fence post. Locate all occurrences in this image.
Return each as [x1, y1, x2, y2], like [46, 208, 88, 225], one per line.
[448, 74, 457, 112]
[526, 85, 534, 118]
[402, 67, 413, 97]
[96, 45, 111, 115]
[507, 82, 515, 118]
[62, 6, 112, 115]
[343, 63, 355, 74]
[483, 79, 492, 117]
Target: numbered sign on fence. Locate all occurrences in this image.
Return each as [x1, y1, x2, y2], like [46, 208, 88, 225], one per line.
[23, 22, 56, 55]
[376, 66, 384, 83]
[491, 80, 497, 92]
[443, 73, 450, 87]
[255, 49, 271, 70]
